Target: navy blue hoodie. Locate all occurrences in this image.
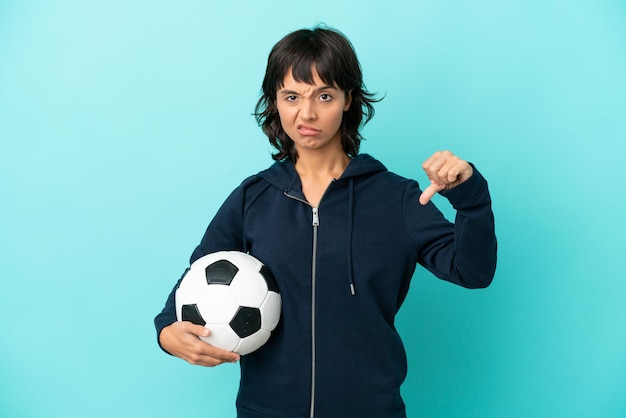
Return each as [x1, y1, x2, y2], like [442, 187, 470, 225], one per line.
[155, 154, 497, 418]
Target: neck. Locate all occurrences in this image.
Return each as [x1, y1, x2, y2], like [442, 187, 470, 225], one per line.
[294, 148, 350, 180]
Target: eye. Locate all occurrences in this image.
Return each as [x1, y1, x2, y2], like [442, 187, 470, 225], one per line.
[285, 95, 297, 102]
[319, 93, 333, 102]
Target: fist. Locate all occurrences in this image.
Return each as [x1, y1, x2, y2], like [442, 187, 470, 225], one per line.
[419, 150, 473, 205]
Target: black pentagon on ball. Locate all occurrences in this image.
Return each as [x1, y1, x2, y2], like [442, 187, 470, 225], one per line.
[205, 259, 239, 285]
[229, 306, 261, 338]
[181, 304, 206, 326]
[260, 265, 279, 293]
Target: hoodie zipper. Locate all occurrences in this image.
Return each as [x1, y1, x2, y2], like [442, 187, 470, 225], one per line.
[310, 206, 319, 418]
[283, 192, 319, 418]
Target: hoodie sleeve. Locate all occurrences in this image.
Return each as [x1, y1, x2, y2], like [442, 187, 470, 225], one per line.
[405, 165, 497, 288]
[153, 176, 259, 349]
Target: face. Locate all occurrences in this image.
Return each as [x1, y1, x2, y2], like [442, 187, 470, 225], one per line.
[276, 69, 352, 156]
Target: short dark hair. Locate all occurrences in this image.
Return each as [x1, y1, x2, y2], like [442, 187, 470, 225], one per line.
[254, 26, 381, 162]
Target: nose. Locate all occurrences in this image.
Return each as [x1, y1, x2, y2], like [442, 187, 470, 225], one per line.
[299, 98, 317, 120]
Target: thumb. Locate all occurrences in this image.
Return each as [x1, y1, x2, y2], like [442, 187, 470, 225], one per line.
[419, 182, 443, 205]
[187, 322, 210, 338]
[197, 326, 210, 338]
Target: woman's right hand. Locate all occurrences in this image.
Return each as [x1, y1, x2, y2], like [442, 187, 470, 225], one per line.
[159, 321, 241, 367]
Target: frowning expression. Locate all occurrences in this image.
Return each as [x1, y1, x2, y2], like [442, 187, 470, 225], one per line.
[276, 69, 352, 155]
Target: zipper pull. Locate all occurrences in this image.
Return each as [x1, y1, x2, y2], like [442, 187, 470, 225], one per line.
[312, 207, 320, 226]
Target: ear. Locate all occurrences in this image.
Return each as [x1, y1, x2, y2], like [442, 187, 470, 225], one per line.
[344, 90, 353, 111]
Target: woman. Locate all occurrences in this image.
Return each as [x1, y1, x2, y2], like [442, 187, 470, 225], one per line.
[155, 26, 497, 418]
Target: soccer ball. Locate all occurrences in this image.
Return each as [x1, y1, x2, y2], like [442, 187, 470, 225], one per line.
[175, 251, 281, 355]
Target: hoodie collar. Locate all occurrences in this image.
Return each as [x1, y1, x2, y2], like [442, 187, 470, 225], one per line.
[258, 153, 387, 192]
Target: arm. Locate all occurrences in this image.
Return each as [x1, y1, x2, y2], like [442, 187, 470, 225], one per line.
[154, 177, 258, 365]
[409, 151, 497, 288]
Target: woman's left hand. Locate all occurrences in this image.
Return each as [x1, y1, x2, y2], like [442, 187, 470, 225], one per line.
[419, 150, 473, 205]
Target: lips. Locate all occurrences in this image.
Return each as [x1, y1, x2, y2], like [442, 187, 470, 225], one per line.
[297, 124, 321, 136]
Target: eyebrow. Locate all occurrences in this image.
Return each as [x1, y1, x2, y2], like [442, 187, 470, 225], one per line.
[279, 85, 338, 95]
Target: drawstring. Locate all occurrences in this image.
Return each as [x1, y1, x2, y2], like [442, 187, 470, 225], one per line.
[347, 178, 356, 295]
[285, 169, 357, 296]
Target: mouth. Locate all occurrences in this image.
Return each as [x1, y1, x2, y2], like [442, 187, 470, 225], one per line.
[297, 124, 321, 136]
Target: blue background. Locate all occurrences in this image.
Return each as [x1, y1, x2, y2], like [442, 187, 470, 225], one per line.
[1, 1, 625, 417]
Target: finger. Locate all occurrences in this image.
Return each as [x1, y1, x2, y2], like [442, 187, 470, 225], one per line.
[434, 154, 461, 183]
[205, 344, 241, 364]
[419, 181, 443, 205]
[185, 338, 240, 366]
[186, 350, 238, 367]
[423, 151, 471, 189]
[186, 322, 210, 338]
[439, 158, 463, 185]
[421, 151, 442, 172]
[441, 159, 473, 186]
[176, 322, 240, 366]
[189, 326, 241, 363]
[189, 349, 240, 367]
[422, 151, 451, 185]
